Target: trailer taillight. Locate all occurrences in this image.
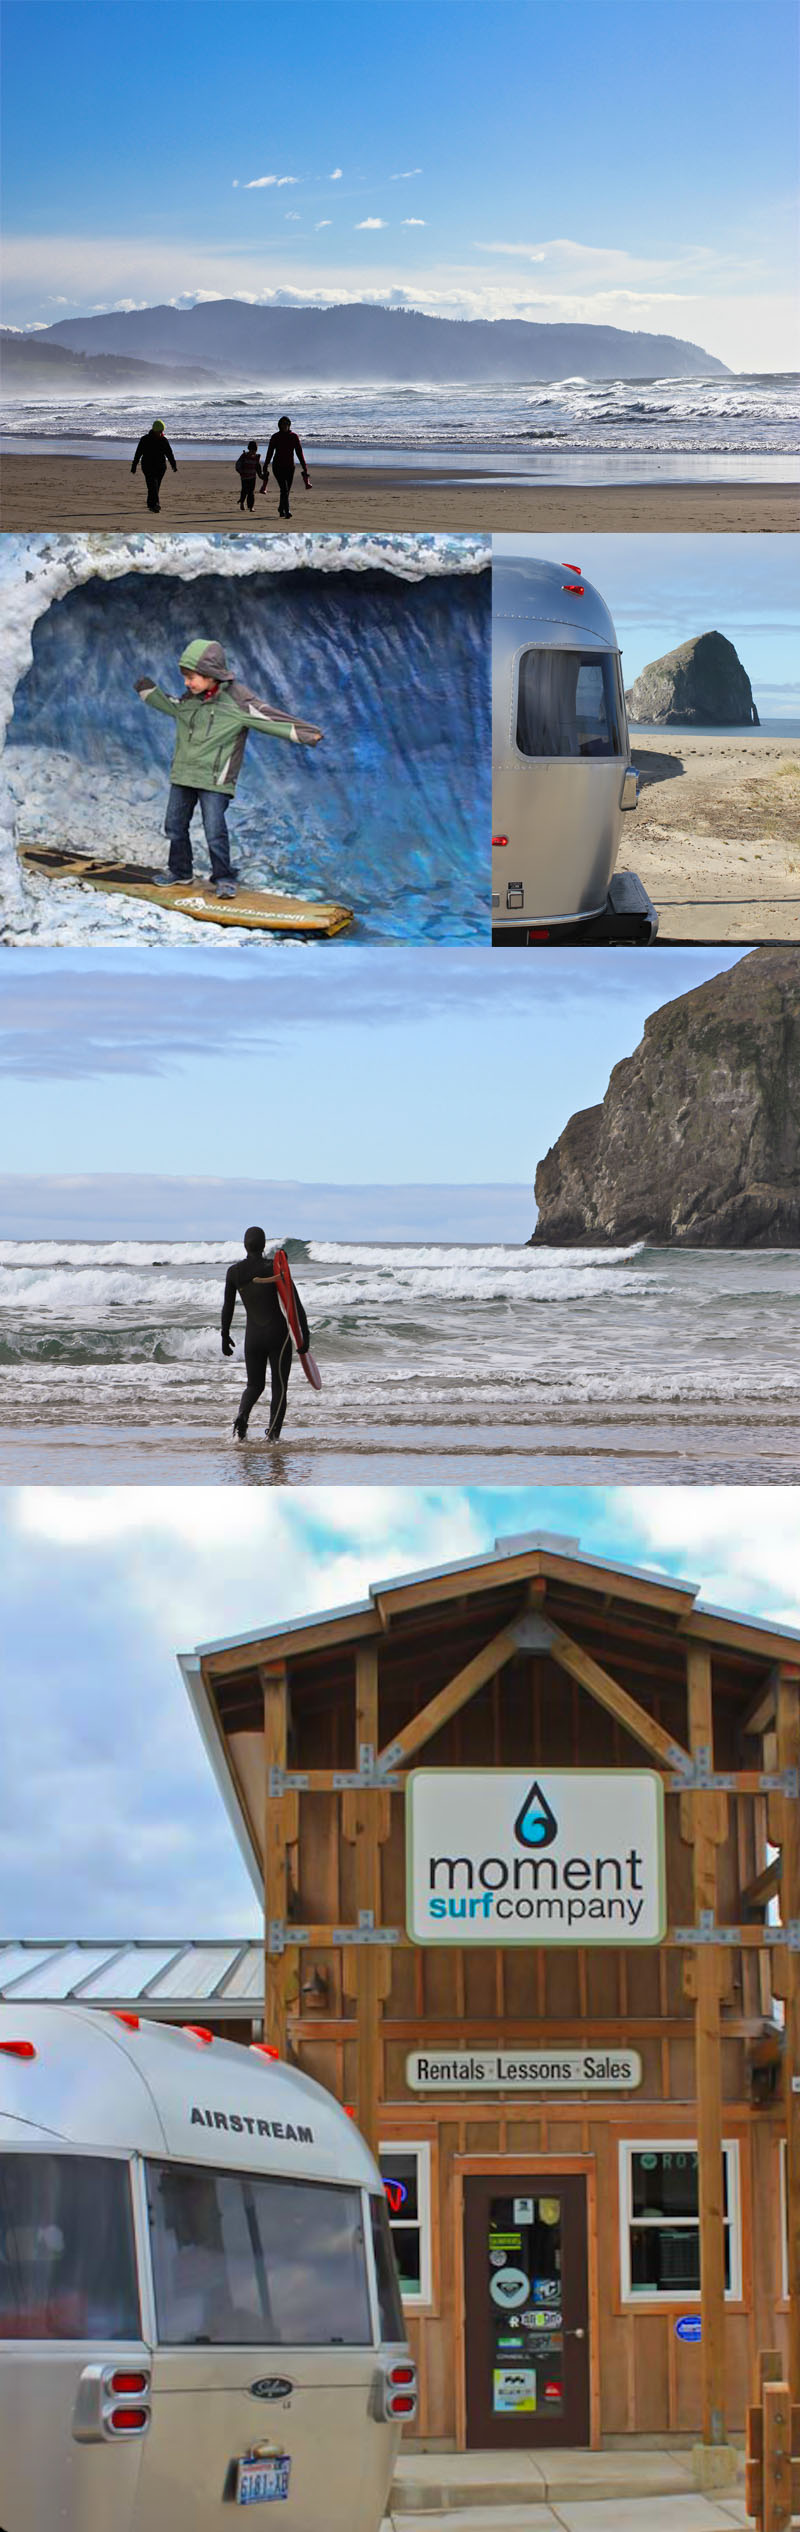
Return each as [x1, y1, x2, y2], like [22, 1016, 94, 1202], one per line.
[112, 2012, 140, 2030]
[184, 2025, 214, 2045]
[565, 561, 582, 572]
[109, 2406, 149, 2434]
[250, 2041, 280, 2060]
[110, 2372, 148, 2396]
[389, 2364, 415, 2386]
[492, 835, 508, 848]
[562, 582, 585, 595]
[527, 929, 551, 942]
[0, 2040, 36, 2059]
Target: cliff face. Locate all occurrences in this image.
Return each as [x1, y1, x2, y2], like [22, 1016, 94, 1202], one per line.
[532, 950, 800, 1247]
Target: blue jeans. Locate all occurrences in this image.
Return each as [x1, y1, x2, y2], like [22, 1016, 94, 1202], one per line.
[164, 785, 233, 881]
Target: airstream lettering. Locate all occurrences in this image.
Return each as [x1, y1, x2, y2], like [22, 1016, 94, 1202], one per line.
[492, 554, 658, 944]
[0, 2004, 415, 2532]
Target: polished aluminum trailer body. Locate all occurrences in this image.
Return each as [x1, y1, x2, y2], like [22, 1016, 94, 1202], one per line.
[0, 2005, 412, 2532]
[492, 555, 653, 938]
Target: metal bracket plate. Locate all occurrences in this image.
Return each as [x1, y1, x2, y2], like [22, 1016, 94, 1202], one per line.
[266, 1918, 401, 1955]
[667, 1764, 799, 1795]
[267, 1768, 310, 1797]
[510, 1615, 556, 1651]
[672, 1919, 800, 1949]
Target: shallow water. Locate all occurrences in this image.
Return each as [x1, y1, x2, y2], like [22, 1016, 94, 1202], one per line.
[2, 1237, 798, 1484]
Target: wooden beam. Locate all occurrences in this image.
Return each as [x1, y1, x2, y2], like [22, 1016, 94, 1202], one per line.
[742, 1858, 782, 1911]
[742, 1674, 780, 1737]
[777, 1670, 800, 2404]
[375, 1619, 524, 1771]
[687, 1643, 727, 2450]
[544, 1622, 692, 1772]
[262, 1665, 290, 2056]
[354, 1644, 381, 2157]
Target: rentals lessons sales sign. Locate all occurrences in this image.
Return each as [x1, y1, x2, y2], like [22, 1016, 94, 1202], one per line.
[405, 1768, 666, 1946]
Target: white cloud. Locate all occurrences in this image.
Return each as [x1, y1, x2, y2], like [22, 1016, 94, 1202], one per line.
[329, 168, 342, 180]
[615, 1488, 800, 1629]
[243, 174, 298, 190]
[402, 219, 426, 228]
[391, 169, 422, 180]
[356, 218, 387, 231]
[315, 220, 332, 230]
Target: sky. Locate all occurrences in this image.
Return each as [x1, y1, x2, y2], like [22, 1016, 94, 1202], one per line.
[1, 1483, 798, 1932]
[0, 946, 746, 1236]
[1, 0, 798, 367]
[495, 536, 800, 717]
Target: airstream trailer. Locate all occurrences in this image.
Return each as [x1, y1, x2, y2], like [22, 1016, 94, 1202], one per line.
[492, 555, 658, 944]
[0, 2004, 415, 2531]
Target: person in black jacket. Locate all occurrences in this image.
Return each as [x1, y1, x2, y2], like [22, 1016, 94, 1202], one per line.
[260, 416, 310, 519]
[235, 440, 263, 510]
[221, 1226, 310, 1440]
[131, 420, 178, 512]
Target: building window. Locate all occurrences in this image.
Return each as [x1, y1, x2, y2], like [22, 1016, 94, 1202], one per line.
[618, 2140, 742, 2304]
[378, 2144, 432, 2308]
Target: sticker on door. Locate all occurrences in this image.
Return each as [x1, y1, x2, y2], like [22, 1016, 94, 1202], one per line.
[493, 2367, 537, 2413]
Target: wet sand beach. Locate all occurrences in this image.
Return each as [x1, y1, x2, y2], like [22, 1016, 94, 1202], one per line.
[630, 733, 800, 941]
[1, 453, 797, 533]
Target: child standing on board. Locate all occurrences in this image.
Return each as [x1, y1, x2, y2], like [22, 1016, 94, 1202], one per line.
[134, 638, 321, 896]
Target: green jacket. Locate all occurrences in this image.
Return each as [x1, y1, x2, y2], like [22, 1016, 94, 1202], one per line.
[137, 681, 322, 796]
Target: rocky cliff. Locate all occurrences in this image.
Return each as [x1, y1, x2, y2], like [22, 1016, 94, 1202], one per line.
[532, 950, 800, 1247]
[625, 631, 759, 726]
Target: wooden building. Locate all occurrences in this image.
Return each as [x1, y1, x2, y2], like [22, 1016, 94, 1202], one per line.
[179, 1530, 800, 2456]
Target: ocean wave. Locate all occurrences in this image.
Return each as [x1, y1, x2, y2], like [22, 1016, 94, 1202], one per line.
[0, 1237, 309, 1267]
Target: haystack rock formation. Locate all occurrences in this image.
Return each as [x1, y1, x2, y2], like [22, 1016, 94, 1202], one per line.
[625, 630, 759, 726]
[531, 950, 800, 1247]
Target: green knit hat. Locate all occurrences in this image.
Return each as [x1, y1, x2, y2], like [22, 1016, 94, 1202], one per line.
[152, 419, 165, 433]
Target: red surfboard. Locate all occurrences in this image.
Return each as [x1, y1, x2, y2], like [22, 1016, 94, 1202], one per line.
[272, 1249, 322, 1390]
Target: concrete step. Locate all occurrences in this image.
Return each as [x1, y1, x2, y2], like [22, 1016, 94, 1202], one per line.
[390, 2508, 750, 2532]
[389, 2449, 741, 2514]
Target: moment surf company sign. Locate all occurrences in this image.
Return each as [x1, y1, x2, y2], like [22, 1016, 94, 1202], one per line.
[405, 1769, 666, 1945]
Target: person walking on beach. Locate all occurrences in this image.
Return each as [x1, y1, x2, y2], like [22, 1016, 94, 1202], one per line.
[222, 1227, 311, 1441]
[134, 637, 322, 897]
[130, 419, 177, 512]
[261, 415, 310, 518]
[235, 440, 263, 511]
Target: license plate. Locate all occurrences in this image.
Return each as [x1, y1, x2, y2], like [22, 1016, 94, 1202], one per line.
[235, 2456, 291, 2505]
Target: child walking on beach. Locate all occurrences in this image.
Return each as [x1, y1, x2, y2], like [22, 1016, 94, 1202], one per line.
[261, 416, 311, 518]
[235, 441, 263, 510]
[134, 637, 322, 896]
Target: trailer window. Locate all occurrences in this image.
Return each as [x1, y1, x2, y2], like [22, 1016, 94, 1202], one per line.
[516, 649, 625, 758]
[146, 2163, 372, 2347]
[0, 2153, 140, 2341]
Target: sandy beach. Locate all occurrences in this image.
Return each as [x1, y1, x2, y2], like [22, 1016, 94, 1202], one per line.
[629, 733, 800, 941]
[1, 453, 797, 533]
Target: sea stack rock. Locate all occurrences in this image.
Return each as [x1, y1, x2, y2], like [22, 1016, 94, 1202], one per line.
[532, 949, 800, 1247]
[625, 630, 759, 725]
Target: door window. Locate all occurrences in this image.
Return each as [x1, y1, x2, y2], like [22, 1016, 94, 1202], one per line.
[146, 2162, 372, 2347]
[0, 2152, 140, 2341]
[486, 2192, 565, 2418]
[516, 649, 625, 758]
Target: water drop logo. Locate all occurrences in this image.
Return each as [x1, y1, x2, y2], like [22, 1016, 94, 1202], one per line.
[514, 1780, 558, 1849]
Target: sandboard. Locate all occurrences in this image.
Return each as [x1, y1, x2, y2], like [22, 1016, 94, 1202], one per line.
[273, 1247, 322, 1390]
[18, 845, 353, 938]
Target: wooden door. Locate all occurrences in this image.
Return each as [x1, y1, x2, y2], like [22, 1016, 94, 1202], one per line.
[463, 2173, 590, 2447]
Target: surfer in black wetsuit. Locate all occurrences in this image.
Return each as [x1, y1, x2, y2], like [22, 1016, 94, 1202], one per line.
[131, 420, 178, 512]
[260, 416, 310, 519]
[222, 1225, 310, 1441]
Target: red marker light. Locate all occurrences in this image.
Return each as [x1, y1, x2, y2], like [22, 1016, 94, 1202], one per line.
[389, 2364, 415, 2386]
[112, 2012, 140, 2031]
[492, 834, 509, 848]
[562, 582, 585, 596]
[109, 2406, 149, 2434]
[250, 2042, 280, 2061]
[527, 929, 551, 943]
[390, 2394, 416, 2416]
[184, 2025, 214, 2046]
[0, 2040, 36, 2060]
[565, 562, 582, 572]
[110, 2371, 148, 2396]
